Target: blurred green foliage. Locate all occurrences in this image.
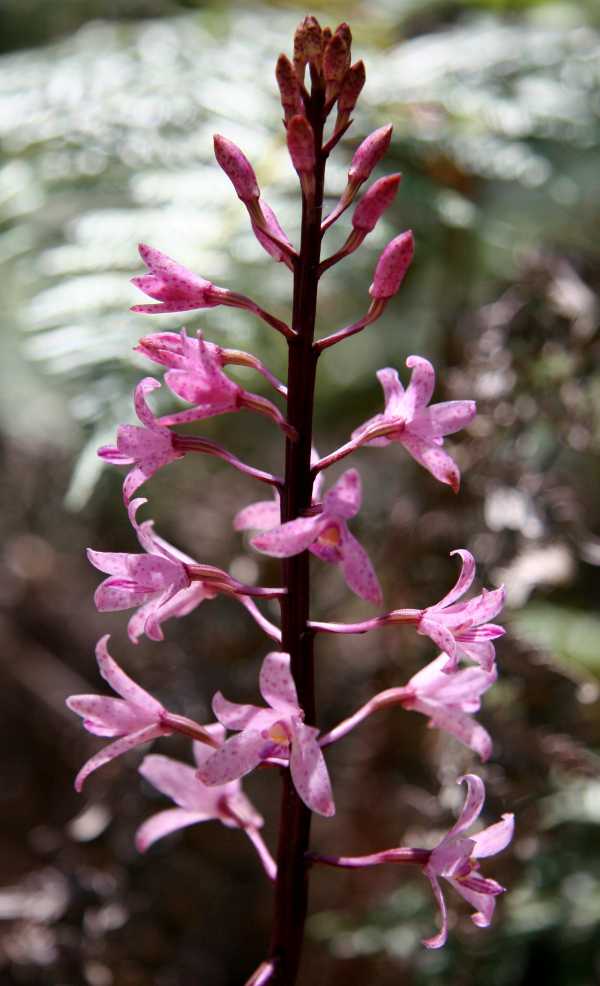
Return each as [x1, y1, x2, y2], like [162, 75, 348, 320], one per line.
[1, 1, 600, 984]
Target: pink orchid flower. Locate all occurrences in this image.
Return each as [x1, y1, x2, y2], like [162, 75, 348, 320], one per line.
[66, 635, 217, 791]
[422, 774, 514, 948]
[247, 469, 382, 606]
[352, 357, 476, 493]
[131, 243, 228, 314]
[198, 652, 335, 818]
[413, 549, 505, 673]
[402, 654, 496, 761]
[98, 377, 183, 501]
[87, 498, 218, 644]
[234, 450, 323, 534]
[136, 724, 265, 854]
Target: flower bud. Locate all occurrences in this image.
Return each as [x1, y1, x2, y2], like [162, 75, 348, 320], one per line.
[276, 54, 303, 121]
[334, 21, 352, 51]
[348, 124, 393, 186]
[294, 15, 323, 78]
[287, 115, 316, 174]
[213, 135, 259, 203]
[369, 231, 414, 300]
[352, 174, 402, 234]
[323, 32, 349, 86]
[338, 61, 366, 115]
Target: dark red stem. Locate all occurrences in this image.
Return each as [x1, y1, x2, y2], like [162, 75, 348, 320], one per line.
[268, 86, 326, 986]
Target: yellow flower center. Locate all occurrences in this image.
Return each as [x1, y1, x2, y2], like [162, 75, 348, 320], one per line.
[317, 525, 341, 548]
[268, 722, 290, 745]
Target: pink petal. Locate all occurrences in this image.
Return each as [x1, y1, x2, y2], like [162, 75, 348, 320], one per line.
[234, 497, 281, 532]
[74, 723, 164, 791]
[198, 730, 275, 785]
[422, 874, 449, 949]
[455, 637, 498, 672]
[134, 377, 163, 432]
[212, 692, 276, 732]
[460, 586, 506, 626]
[252, 198, 293, 263]
[95, 635, 163, 715]
[93, 577, 150, 612]
[471, 813, 514, 859]
[138, 243, 181, 276]
[411, 400, 476, 439]
[98, 444, 132, 465]
[403, 356, 435, 415]
[323, 468, 362, 519]
[193, 728, 226, 767]
[289, 721, 335, 817]
[87, 548, 137, 578]
[418, 617, 458, 666]
[135, 808, 214, 852]
[128, 584, 212, 644]
[435, 550, 476, 609]
[376, 368, 405, 416]
[446, 774, 486, 840]
[259, 651, 299, 713]
[410, 657, 496, 711]
[66, 695, 147, 736]
[251, 515, 321, 557]
[412, 699, 492, 761]
[449, 879, 497, 928]
[139, 753, 221, 812]
[400, 433, 461, 492]
[340, 530, 383, 605]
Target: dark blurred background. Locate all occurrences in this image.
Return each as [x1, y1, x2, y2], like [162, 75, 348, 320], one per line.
[1, 0, 600, 983]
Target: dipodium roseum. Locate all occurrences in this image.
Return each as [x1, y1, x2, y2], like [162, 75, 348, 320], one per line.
[198, 652, 335, 817]
[421, 774, 514, 948]
[248, 469, 382, 605]
[412, 550, 505, 672]
[352, 357, 476, 492]
[131, 243, 227, 314]
[66, 635, 218, 791]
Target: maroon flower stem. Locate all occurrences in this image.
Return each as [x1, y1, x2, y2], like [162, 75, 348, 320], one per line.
[307, 847, 431, 869]
[268, 87, 326, 986]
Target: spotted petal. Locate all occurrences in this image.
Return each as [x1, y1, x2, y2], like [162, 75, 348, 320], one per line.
[135, 808, 214, 852]
[289, 720, 335, 817]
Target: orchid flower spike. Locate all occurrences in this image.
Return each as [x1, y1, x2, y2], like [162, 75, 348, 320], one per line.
[413, 550, 505, 673]
[98, 377, 183, 502]
[131, 244, 228, 314]
[136, 725, 264, 851]
[402, 655, 496, 760]
[198, 652, 335, 817]
[352, 357, 477, 493]
[422, 774, 514, 948]
[247, 469, 382, 605]
[66, 635, 217, 791]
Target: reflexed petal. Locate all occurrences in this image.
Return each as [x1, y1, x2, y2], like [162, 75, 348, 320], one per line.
[198, 730, 274, 785]
[460, 586, 506, 626]
[139, 754, 221, 812]
[400, 433, 460, 492]
[134, 377, 163, 432]
[403, 356, 435, 415]
[94, 577, 150, 612]
[323, 469, 362, 519]
[259, 652, 299, 713]
[289, 721, 335, 817]
[446, 775, 486, 840]
[251, 515, 321, 557]
[455, 637, 498, 672]
[339, 530, 383, 605]
[87, 548, 136, 578]
[212, 692, 275, 731]
[422, 874, 449, 949]
[471, 814, 515, 859]
[136, 808, 213, 852]
[74, 723, 164, 791]
[95, 635, 163, 715]
[434, 550, 476, 609]
[234, 497, 281, 532]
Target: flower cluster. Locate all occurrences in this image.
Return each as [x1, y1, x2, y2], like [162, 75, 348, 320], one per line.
[66, 14, 514, 981]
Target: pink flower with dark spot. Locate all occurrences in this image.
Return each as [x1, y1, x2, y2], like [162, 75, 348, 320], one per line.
[422, 774, 514, 948]
[98, 377, 183, 501]
[135, 725, 263, 851]
[246, 469, 382, 606]
[198, 652, 335, 817]
[402, 654, 496, 761]
[352, 357, 476, 493]
[414, 550, 505, 672]
[131, 244, 227, 314]
[87, 498, 217, 644]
